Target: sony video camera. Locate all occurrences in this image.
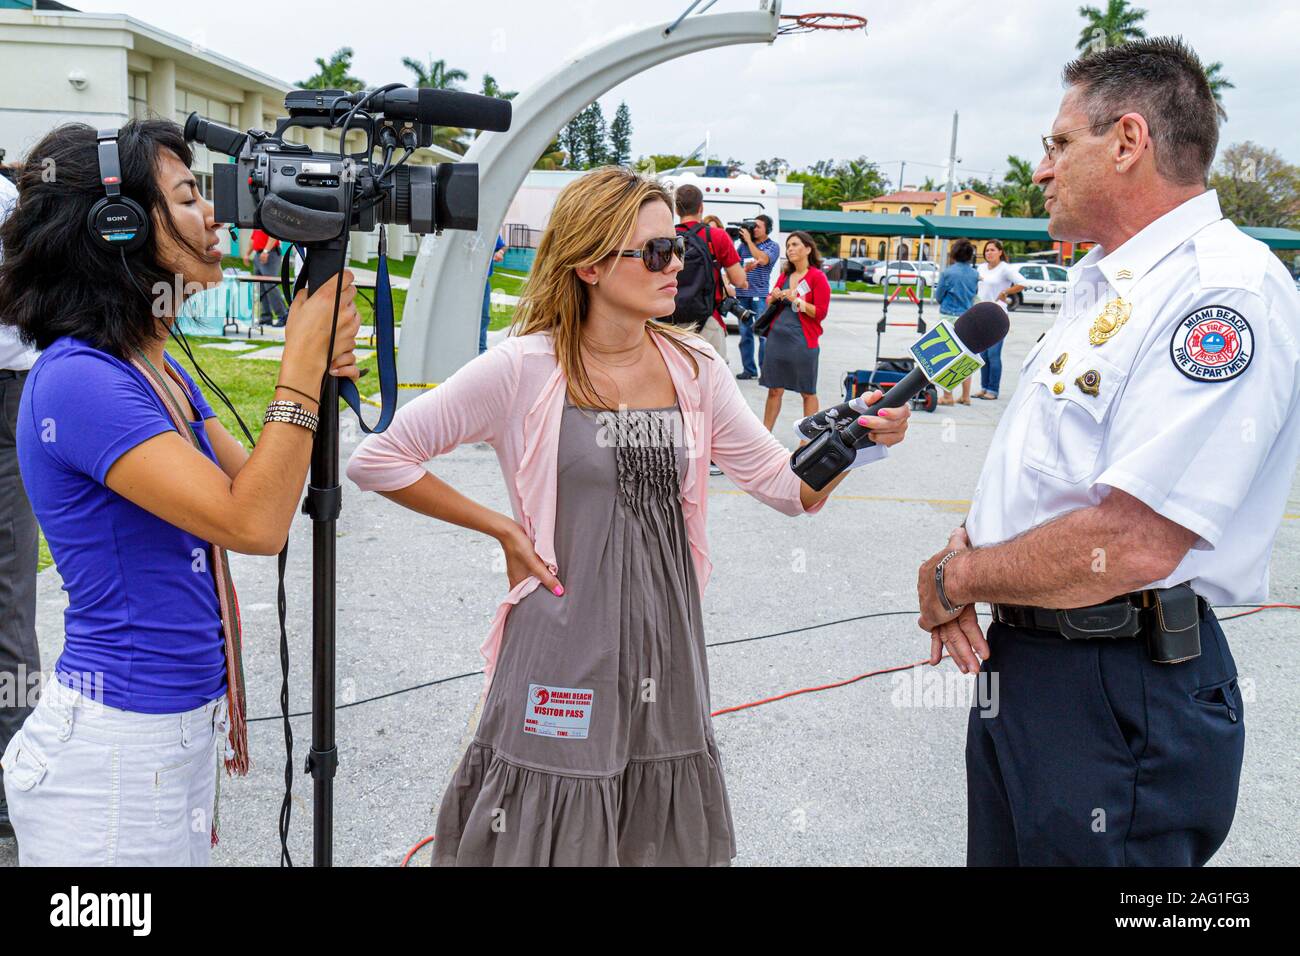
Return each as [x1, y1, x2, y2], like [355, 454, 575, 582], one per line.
[185, 85, 511, 249]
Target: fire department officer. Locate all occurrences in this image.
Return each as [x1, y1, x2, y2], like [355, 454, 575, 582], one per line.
[915, 37, 1300, 865]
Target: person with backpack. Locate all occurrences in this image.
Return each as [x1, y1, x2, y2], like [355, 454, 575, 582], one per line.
[671, 184, 747, 364]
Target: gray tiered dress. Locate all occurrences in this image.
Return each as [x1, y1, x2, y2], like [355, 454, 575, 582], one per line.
[432, 400, 736, 866]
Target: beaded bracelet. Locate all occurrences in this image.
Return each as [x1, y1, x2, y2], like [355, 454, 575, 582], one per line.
[264, 399, 319, 433]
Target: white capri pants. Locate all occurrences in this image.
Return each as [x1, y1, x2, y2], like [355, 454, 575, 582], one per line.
[1, 677, 227, 866]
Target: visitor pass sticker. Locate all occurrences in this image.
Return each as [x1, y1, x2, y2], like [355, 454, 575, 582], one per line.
[523, 683, 594, 739]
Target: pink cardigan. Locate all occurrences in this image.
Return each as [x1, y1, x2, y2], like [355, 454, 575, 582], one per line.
[345, 330, 826, 679]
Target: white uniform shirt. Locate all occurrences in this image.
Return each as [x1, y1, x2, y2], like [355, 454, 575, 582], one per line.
[977, 261, 1018, 312]
[0, 173, 38, 370]
[967, 190, 1300, 605]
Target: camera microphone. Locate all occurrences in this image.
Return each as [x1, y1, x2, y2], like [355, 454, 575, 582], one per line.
[357, 88, 513, 132]
[790, 301, 1009, 490]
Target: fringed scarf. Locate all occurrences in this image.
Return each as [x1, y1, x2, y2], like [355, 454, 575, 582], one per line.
[130, 350, 250, 843]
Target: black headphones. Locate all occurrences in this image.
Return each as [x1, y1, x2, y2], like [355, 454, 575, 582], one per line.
[86, 128, 149, 253]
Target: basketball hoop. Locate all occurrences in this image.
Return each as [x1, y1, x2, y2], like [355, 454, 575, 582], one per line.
[778, 11, 868, 34]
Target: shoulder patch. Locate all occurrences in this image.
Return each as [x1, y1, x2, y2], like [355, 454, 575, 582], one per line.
[1169, 305, 1254, 382]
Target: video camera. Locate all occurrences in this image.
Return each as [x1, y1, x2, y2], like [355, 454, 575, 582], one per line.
[725, 218, 759, 242]
[185, 85, 510, 247]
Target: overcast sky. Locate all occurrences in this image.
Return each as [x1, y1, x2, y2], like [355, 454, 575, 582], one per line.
[73, 0, 1298, 189]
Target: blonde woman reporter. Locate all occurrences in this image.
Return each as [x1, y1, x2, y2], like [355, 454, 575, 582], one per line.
[346, 167, 909, 866]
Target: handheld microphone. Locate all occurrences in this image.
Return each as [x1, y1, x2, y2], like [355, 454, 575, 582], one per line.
[794, 395, 873, 440]
[839, 301, 1008, 447]
[357, 88, 513, 132]
[790, 301, 1009, 490]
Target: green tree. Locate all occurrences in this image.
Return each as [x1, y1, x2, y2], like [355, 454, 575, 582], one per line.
[1076, 0, 1147, 53]
[1203, 61, 1234, 120]
[560, 115, 585, 169]
[998, 155, 1047, 218]
[833, 158, 886, 203]
[402, 56, 471, 153]
[401, 56, 469, 91]
[609, 102, 633, 167]
[635, 154, 686, 175]
[1209, 142, 1300, 228]
[576, 102, 609, 168]
[753, 157, 789, 180]
[533, 135, 566, 170]
[479, 73, 518, 101]
[298, 47, 365, 92]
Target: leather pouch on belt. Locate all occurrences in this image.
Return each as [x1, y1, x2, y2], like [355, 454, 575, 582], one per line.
[1056, 600, 1141, 640]
[1148, 583, 1202, 664]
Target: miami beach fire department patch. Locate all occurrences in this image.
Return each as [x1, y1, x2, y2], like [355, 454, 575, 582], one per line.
[1170, 305, 1254, 382]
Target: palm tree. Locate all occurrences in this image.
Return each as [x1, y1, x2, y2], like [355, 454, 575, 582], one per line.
[1203, 61, 1235, 120]
[832, 159, 880, 204]
[1000, 155, 1046, 218]
[480, 73, 518, 101]
[402, 56, 471, 153]
[1076, 0, 1147, 53]
[298, 47, 365, 92]
[401, 56, 469, 91]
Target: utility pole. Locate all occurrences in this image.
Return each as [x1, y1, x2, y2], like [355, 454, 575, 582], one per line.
[898, 160, 905, 193]
[939, 110, 958, 265]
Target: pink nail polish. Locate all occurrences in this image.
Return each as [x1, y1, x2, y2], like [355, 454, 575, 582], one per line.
[553, 584, 564, 596]
[857, 415, 870, 426]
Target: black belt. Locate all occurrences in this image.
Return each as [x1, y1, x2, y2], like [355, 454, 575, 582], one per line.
[0, 368, 26, 381]
[992, 590, 1209, 641]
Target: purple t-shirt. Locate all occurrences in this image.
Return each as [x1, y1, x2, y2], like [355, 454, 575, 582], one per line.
[18, 337, 227, 713]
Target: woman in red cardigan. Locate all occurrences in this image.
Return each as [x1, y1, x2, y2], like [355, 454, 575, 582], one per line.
[760, 230, 830, 433]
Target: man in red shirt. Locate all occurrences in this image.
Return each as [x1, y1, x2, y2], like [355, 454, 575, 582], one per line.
[243, 228, 289, 326]
[674, 184, 747, 363]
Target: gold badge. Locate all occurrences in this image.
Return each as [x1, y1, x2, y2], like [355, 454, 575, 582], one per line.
[1115, 268, 1133, 280]
[1052, 381, 1065, 395]
[1089, 298, 1132, 346]
[1050, 352, 1068, 374]
[1076, 369, 1101, 396]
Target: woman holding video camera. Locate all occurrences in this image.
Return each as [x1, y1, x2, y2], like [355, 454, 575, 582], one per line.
[346, 166, 909, 866]
[0, 119, 361, 866]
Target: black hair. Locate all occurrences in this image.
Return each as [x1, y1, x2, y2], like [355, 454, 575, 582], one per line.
[1062, 36, 1219, 186]
[781, 230, 823, 274]
[951, 238, 975, 263]
[0, 119, 208, 357]
[755, 214, 773, 233]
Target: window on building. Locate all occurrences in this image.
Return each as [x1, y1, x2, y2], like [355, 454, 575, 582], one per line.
[958, 208, 975, 217]
[128, 74, 148, 121]
[877, 241, 887, 259]
[899, 206, 911, 216]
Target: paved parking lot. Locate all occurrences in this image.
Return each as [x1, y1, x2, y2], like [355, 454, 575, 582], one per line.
[5, 297, 1297, 867]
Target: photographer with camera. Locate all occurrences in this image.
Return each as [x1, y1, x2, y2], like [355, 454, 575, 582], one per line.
[0, 120, 360, 866]
[734, 214, 778, 380]
[671, 183, 747, 364]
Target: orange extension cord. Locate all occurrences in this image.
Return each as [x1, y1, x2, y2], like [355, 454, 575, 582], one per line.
[398, 603, 1300, 866]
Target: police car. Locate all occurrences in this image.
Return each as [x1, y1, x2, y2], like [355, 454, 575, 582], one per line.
[1008, 262, 1070, 312]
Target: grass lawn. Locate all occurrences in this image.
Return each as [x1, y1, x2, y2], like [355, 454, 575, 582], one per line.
[34, 275, 517, 573]
[839, 281, 934, 299]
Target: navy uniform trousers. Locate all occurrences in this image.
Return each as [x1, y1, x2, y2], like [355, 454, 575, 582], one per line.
[966, 607, 1244, 866]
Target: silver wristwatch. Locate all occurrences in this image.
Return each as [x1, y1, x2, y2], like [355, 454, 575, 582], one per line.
[264, 399, 319, 433]
[935, 550, 966, 614]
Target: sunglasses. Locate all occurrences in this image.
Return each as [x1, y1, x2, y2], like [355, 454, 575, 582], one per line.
[605, 235, 686, 273]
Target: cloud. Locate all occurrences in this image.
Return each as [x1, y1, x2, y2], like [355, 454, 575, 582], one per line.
[73, 0, 1298, 184]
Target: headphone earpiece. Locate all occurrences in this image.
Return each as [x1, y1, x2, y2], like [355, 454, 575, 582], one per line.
[86, 129, 149, 253]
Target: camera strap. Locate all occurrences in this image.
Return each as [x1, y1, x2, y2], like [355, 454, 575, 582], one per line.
[286, 234, 399, 435]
